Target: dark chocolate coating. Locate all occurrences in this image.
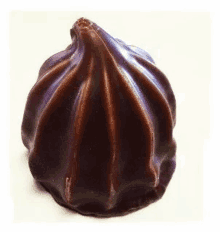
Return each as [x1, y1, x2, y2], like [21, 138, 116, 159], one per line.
[21, 18, 176, 217]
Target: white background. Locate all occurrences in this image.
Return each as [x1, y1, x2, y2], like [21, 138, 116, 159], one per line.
[9, 11, 209, 222]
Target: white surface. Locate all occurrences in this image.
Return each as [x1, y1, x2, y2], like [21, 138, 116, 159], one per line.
[9, 12, 210, 223]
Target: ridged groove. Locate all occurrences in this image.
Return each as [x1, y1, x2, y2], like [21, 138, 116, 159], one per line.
[115, 67, 159, 186]
[91, 27, 159, 187]
[22, 59, 71, 146]
[29, 48, 84, 160]
[65, 57, 94, 203]
[38, 43, 77, 79]
[134, 56, 176, 122]
[34, 59, 71, 93]
[128, 60, 174, 141]
[100, 60, 120, 209]
[22, 37, 82, 147]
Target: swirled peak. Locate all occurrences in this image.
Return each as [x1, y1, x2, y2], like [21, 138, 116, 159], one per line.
[21, 17, 176, 217]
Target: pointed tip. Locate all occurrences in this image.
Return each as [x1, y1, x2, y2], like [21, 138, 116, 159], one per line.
[74, 17, 93, 28]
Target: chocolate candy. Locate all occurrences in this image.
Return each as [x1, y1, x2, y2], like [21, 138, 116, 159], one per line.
[21, 18, 176, 217]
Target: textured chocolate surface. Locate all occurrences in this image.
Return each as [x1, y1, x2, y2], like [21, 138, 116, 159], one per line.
[21, 18, 176, 217]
